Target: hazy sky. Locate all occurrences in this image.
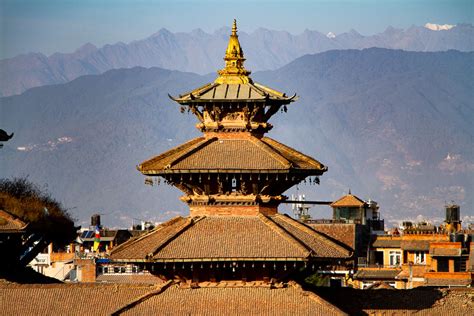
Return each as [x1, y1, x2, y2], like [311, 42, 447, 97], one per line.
[1, 0, 472, 59]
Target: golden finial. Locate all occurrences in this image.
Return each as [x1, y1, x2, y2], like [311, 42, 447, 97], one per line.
[214, 19, 251, 84]
[232, 19, 237, 36]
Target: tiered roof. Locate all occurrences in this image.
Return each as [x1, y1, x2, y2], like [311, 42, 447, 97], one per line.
[138, 136, 326, 174]
[130, 20, 339, 265]
[120, 282, 345, 316]
[110, 214, 351, 262]
[2, 281, 473, 315]
[0, 281, 346, 316]
[170, 81, 296, 103]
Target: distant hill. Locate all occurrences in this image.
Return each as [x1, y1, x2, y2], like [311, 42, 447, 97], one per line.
[0, 23, 473, 96]
[1, 48, 473, 227]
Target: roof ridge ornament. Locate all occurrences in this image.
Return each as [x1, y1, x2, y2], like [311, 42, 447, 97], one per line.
[215, 19, 252, 84]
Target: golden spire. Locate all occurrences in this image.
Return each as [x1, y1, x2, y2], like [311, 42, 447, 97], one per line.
[231, 19, 237, 36]
[215, 19, 251, 84]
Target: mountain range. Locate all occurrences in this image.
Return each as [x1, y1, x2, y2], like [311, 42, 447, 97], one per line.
[1, 23, 473, 97]
[1, 48, 473, 228]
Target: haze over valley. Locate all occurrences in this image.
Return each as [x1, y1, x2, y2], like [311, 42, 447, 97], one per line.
[1, 43, 472, 227]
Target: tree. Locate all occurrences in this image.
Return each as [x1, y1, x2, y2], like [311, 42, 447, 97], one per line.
[0, 177, 77, 267]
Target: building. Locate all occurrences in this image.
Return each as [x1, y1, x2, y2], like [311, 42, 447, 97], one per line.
[353, 204, 473, 289]
[106, 20, 351, 283]
[27, 214, 149, 283]
[330, 192, 383, 231]
[308, 192, 382, 285]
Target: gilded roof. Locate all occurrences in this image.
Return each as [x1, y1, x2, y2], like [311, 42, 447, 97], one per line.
[138, 136, 326, 174]
[171, 82, 295, 103]
[110, 214, 351, 261]
[170, 20, 295, 102]
[330, 194, 365, 207]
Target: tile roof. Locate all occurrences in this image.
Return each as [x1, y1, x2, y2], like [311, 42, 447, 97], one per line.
[120, 282, 345, 316]
[110, 214, 351, 262]
[138, 136, 326, 174]
[429, 248, 462, 257]
[0, 283, 156, 315]
[2, 281, 473, 315]
[372, 238, 401, 248]
[0, 209, 27, 233]
[400, 240, 430, 251]
[396, 265, 430, 279]
[270, 214, 352, 258]
[354, 268, 401, 280]
[0, 281, 345, 316]
[313, 286, 474, 315]
[171, 82, 295, 103]
[309, 223, 357, 250]
[95, 273, 165, 284]
[330, 194, 365, 207]
[424, 275, 472, 286]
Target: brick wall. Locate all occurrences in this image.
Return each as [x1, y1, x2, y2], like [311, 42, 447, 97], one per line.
[75, 258, 96, 283]
[51, 252, 75, 262]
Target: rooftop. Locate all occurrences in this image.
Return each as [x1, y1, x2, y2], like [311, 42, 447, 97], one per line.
[0, 281, 345, 316]
[110, 214, 351, 262]
[2, 280, 473, 315]
[330, 194, 365, 208]
[138, 136, 326, 175]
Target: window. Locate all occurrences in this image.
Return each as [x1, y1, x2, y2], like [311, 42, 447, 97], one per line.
[414, 251, 426, 264]
[437, 258, 449, 272]
[389, 251, 401, 266]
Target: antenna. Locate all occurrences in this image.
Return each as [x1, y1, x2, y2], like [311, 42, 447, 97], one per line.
[291, 189, 311, 221]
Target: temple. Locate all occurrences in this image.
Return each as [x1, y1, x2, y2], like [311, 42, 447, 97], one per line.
[110, 20, 351, 282]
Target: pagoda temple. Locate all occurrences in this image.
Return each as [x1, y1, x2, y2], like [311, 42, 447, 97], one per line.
[110, 20, 351, 282]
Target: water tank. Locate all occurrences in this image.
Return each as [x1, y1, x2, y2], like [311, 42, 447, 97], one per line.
[446, 205, 460, 223]
[91, 214, 101, 227]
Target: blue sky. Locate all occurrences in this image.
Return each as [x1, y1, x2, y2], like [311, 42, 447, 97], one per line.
[1, 0, 472, 59]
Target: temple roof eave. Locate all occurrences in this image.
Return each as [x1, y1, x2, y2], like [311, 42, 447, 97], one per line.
[137, 136, 327, 174]
[168, 84, 297, 104]
[109, 257, 320, 263]
[139, 168, 327, 176]
[170, 98, 294, 104]
[109, 214, 351, 262]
